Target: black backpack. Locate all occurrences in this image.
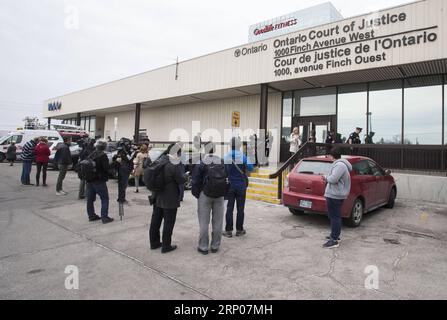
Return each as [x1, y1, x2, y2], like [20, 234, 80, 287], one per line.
[144, 156, 168, 192]
[77, 152, 100, 182]
[202, 162, 229, 198]
[143, 156, 152, 169]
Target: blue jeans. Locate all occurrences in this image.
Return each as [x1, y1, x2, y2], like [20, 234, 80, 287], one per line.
[21, 160, 33, 184]
[326, 197, 344, 241]
[225, 187, 247, 232]
[87, 182, 110, 219]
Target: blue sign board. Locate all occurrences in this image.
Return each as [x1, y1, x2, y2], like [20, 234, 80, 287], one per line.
[48, 102, 62, 111]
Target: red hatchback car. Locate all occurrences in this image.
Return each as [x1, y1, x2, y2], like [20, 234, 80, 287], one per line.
[283, 155, 397, 227]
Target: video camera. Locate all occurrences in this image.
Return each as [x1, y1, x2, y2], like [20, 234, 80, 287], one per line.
[117, 138, 132, 154]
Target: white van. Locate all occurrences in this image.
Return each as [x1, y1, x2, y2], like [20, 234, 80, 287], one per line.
[0, 130, 64, 162]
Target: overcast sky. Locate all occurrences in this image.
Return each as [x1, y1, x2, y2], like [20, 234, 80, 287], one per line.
[0, 0, 412, 130]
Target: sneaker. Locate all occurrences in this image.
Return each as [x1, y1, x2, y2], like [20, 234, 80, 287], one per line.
[56, 191, 64, 196]
[211, 248, 219, 254]
[161, 245, 178, 254]
[89, 215, 101, 222]
[43, 183, 48, 187]
[134, 189, 139, 193]
[326, 236, 341, 242]
[323, 240, 339, 249]
[222, 231, 233, 238]
[61, 190, 68, 195]
[236, 230, 247, 237]
[102, 217, 114, 224]
[197, 248, 209, 255]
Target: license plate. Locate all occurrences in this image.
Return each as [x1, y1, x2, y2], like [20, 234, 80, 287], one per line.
[300, 200, 312, 209]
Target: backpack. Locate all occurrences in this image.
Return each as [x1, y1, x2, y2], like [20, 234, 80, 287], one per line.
[143, 156, 152, 169]
[143, 156, 168, 192]
[77, 152, 100, 182]
[202, 162, 229, 198]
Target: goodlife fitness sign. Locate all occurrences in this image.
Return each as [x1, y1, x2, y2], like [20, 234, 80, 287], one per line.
[248, 2, 343, 42]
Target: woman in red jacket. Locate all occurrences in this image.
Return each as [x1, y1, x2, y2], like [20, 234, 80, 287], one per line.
[35, 137, 51, 187]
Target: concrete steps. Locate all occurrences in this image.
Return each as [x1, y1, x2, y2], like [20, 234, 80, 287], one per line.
[246, 168, 281, 205]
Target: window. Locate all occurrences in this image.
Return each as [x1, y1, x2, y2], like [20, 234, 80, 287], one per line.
[369, 80, 403, 144]
[296, 161, 332, 175]
[294, 87, 336, 117]
[368, 160, 384, 177]
[282, 92, 293, 142]
[353, 160, 372, 176]
[444, 76, 446, 146]
[404, 76, 443, 145]
[1, 135, 23, 145]
[338, 84, 368, 143]
[90, 117, 96, 134]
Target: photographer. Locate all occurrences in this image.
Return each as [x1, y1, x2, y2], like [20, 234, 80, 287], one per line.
[78, 138, 96, 200]
[113, 138, 134, 204]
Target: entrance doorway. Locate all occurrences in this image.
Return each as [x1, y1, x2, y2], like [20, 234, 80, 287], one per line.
[280, 115, 335, 163]
[293, 115, 335, 144]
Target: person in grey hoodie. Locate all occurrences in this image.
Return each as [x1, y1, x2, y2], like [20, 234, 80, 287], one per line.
[322, 147, 352, 249]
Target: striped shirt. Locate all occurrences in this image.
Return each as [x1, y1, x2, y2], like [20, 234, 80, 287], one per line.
[21, 140, 37, 161]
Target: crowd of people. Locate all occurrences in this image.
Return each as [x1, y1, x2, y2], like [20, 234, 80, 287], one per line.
[8, 135, 257, 254]
[5, 128, 355, 251]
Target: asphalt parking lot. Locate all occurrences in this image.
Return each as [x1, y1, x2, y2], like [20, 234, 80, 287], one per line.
[0, 163, 447, 300]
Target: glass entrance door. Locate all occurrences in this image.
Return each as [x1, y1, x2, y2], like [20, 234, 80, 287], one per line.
[294, 116, 335, 144]
[280, 115, 335, 163]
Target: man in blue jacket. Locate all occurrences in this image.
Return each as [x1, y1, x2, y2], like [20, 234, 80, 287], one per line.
[223, 138, 254, 238]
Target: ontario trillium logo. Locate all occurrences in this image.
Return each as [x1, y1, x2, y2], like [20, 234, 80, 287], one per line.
[48, 101, 62, 111]
[234, 49, 242, 58]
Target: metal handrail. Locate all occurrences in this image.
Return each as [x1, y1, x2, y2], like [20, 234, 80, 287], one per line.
[269, 142, 310, 179]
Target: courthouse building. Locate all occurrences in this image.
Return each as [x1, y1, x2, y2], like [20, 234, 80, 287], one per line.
[44, 0, 447, 163]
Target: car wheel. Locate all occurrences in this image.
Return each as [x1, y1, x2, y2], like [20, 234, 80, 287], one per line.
[385, 187, 397, 209]
[289, 208, 304, 215]
[0, 153, 5, 163]
[345, 199, 363, 228]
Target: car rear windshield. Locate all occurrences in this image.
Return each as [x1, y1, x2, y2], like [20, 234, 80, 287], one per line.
[295, 161, 332, 175]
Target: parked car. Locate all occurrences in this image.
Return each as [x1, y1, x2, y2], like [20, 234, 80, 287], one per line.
[49, 142, 82, 170]
[0, 130, 64, 162]
[283, 155, 397, 227]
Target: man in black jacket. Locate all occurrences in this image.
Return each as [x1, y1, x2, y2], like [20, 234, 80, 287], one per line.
[113, 138, 133, 204]
[78, 138, 96, 200]
[149, 143, 186, 254]
[55, 137, 72, 196]
[86, 140, 114, 224]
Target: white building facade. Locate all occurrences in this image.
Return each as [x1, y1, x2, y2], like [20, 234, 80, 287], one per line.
[44, 0, 447, 164]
